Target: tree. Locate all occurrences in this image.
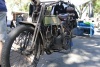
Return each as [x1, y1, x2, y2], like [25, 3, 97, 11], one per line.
[6, 0, 30, 12]
[92, 0, 100, 13]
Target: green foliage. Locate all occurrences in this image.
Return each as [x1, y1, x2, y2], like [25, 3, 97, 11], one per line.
[21, 3, 29, 12]
[93, 0, 100, 13]
[6, 0, 30, 12]
[6, 0, 100, 13]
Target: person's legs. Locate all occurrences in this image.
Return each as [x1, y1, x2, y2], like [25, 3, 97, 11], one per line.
[0, 12, 7, 65]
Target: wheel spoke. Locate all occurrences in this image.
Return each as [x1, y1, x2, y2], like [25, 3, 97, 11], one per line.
[9, 30, 41, 67]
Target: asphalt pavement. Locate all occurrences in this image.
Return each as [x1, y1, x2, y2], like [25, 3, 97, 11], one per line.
[37, 28, 100, 67]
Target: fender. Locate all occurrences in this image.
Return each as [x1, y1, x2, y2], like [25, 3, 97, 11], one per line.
[20, 21, 44, 54]
[19, 21, 44, 44]
[19, 21, 35, 28]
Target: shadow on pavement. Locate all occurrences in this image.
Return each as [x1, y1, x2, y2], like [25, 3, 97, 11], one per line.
[37, 30, 100, 67]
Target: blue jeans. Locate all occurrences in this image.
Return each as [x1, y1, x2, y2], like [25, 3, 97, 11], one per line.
[0, 12, 7, 42]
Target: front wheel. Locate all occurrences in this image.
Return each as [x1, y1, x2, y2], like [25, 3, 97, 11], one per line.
[2, 25, 41, 67]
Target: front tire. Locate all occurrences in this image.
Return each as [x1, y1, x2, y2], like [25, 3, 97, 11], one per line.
[2, 25, 41, 67]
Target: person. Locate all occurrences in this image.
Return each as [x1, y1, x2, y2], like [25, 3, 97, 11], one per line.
[29, 0, 40, 17]
[0, 0, 7, 66]
[28, 0, 41, 22]
[29, 1, 34, 17]
[53, 1, 66, 15]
